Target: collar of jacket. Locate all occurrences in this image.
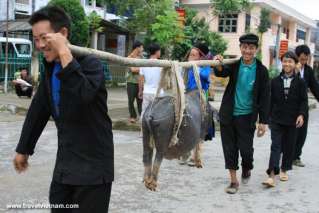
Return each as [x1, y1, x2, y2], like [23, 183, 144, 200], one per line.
[234, 57, 264, 70]
[240, 57, 257, 69]
[232, 58, 264, 86]
[280, 71, 296, 80]
[230, 58, 265, 107]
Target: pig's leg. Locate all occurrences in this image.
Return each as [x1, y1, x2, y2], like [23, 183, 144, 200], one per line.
[194, 141, 203, 168]
[142, 124, 154, 188]
[146, 152, 164, 191]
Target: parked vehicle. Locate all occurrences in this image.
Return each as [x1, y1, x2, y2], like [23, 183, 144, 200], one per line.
[0, 37, 32, 81]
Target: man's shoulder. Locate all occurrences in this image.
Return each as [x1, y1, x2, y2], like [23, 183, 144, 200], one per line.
[231, 59, 241, 68]
[76, 54, 100, 63]
[304, 64, 314, 73]
[256, 59, 268, 71]
[76, 54, 103, 70]
[296, 75, 307, 85]
[271, 75, 281, 84]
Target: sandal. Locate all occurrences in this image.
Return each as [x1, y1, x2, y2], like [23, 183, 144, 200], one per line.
[280, 171, 289, 181]
[225, 182, 239, 194]
[262, 177, 275, 187]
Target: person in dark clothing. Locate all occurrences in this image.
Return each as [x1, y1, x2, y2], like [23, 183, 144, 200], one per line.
[13, 6, 113, 212]
[12, 68, 33, 98]
[293, 45, 319, 167]
[127, 41, 144, 123]
[214, 33, 270, 194]
[262, 51, 308, 187]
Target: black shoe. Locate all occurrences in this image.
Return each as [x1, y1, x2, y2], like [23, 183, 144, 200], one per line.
[241, 169, 251, 183]
[293, 159, 305, 167]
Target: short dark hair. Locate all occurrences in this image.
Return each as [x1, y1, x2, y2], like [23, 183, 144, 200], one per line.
[295, 44, 311, 57]
[239, 33, 259, 48]
[132, 40, 143, 50]
[20, 67, 28, 71]
[281, 51, 298, 63]
[29, 6, 71, 35]
[194, 42, 209, 56]
[149, 43, 161, 56]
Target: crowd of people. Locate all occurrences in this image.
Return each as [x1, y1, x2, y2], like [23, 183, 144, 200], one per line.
[11, 5, 319, 213]
[126, 34, 319, 195]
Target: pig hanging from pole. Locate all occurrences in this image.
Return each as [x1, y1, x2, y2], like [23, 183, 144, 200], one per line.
[142, 62, 213, 191]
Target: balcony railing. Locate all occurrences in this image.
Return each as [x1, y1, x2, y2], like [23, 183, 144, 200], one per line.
[16, 0, 29, 4]
[15, 0, 31, 15]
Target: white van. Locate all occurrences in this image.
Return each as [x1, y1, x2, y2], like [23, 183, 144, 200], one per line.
[0, 37, 32, 58]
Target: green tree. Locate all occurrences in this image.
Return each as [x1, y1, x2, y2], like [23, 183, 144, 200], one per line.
[87, 11, 104, 47]
[211, 0, 250, 16]
[172, 7, 228, 61]
[88, 11, 104, 33]
[150, 10, 183, 57]
[105, 0, 183, 58]
[257, 8, 271, 60]
[49, 0, 89, 46]
[105, 0, 175, 33]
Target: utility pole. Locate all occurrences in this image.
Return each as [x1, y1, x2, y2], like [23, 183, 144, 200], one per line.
[274, 24, 281, 71]
[32, 0, 35, 13]
[4, 0, 9, 94]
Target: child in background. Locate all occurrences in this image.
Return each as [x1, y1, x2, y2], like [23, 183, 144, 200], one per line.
[263, 51, 308, 187]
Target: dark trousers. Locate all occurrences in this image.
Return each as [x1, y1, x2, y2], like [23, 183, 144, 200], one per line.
[15, 85, 33, 98]
[49, 180, 112, 213]
[127, 82, 142, 119]
[294, 115, 309, 160]
[220, 114, 255, 171]
[267, 123, 297, 175]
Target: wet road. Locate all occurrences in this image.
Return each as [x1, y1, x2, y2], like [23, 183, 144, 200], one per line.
[1, 109, 319, 213]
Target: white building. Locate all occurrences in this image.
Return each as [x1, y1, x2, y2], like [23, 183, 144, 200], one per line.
[180, 0, 317, 67]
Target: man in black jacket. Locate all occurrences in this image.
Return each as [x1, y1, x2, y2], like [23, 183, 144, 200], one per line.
[293, 45, 319, 167]
[13, 6, 113, 212]
[214, 33, 270, 194]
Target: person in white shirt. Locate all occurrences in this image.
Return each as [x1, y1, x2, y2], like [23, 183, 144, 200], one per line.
[138, 44, 162, 119]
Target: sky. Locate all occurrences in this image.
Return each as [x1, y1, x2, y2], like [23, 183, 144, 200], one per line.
[277, 0, 319, 20]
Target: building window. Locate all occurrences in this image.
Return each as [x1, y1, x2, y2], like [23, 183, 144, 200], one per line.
[96, 0, 103, 7]
[297, 29, 306, 42]
[218, 14, 238, 33]
[245, 13, 251, 32]
[16, 0, 29, 4]
[283, 27, 290, 39]
[85, 0, 93, 6]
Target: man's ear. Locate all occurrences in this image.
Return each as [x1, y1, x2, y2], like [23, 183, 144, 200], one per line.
[59, 27, 69, 38]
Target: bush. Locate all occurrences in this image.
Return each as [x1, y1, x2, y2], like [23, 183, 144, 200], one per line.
[268, 65, 280, 79]
[171, 7, 227, 61]
[49, 0, 89, 46]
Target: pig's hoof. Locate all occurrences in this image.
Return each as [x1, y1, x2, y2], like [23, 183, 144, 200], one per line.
[144, 177, 158, 191]
[195, 160, 203, 168]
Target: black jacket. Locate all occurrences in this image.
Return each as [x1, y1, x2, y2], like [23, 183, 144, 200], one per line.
[299, 64, 319, 102]
[16, 55, 114, 185]
[214, 59, 270, 126]
[270, 73, 308, 126]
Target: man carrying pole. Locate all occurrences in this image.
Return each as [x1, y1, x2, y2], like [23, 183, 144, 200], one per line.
[214, 33, 270, 194]
[13, 6, 113, 212]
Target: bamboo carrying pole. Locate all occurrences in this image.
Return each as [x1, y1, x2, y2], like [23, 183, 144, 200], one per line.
[68, 44, 237, 146]
[69, 45, 238, 68]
